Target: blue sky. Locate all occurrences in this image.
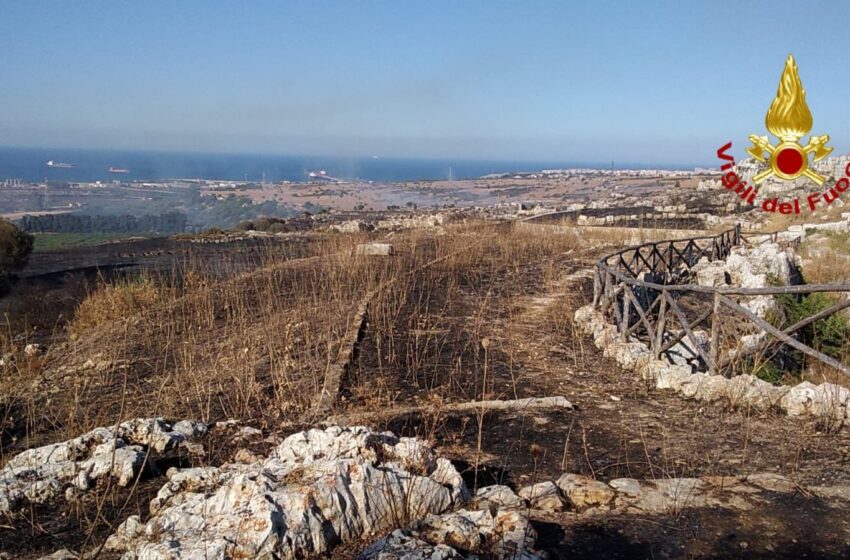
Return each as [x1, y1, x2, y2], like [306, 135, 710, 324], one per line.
[2, 1, 849, 165]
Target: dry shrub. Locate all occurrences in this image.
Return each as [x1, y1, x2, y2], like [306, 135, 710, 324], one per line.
[800, 231, 850, 284]
[69, 277, 168, 336]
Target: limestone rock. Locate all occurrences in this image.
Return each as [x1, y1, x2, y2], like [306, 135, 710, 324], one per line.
[414, 510, 487, 551]
[652, 363, 693, 390]
[358, 530, 462, 559]
[518, 481, 565, 512]
[556, 473, 615, 508]
[24, 343, 45, 357]
[609, 478, 641, 497]
[745, 473, 796, 493]
[109, 426, 468, 559]
[810, 383, 850, 419]
[360, 508, 542, 560]
[331, 220, 373, 234]
[233, 448, 262, 463]
[104, 514, 144, 551]
[725, 374, 788, 410]
[475, 485, 526, 511]
[780, 381, 819, 416]
[0, 417, 206, 513]
[691, 241, 797, 317]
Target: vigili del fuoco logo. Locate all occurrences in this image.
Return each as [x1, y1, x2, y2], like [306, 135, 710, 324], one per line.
[716, 54, 849, 215]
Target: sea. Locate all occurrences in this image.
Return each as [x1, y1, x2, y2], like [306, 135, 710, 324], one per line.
[0, 146, 696, 183]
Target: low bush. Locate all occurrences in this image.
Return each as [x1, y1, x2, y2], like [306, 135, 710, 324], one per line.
[70, 277, 168, 336]
[0, 219, 33, 272]
[777, 292, 850, 361]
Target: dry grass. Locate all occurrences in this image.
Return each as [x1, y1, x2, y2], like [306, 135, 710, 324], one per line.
[69, 276, 170, 337]
[0, 222, 585, 455]
[5, 219, 850, 558]
[800, 231, 850, 284]
[762, 201, 849, 232]
[0, 221, 589, 557]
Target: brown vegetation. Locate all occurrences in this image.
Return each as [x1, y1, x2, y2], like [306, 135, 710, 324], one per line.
[3, 220, 850, 558]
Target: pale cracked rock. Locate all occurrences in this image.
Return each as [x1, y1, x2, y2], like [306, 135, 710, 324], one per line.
[360, 508, 542, 560]
[0, 417, 206, 513]
[356, 243, 394, 256]
[358, 530, 461, 559]
[608, 478, 641, 497]
[24, 343, 45, 357]
[651, 362, 693, 390]
[603, 342, 650, 370]
[691, 242, 797, 317]
[107, 426, 468, 559]
[810, 383, 850, 419]
[683, 373, 728, 402]
[745, 473, 796, 493]
[614, 477, 777, 514]
[474, 485, 526, 511]
[518, 481, 565, 512]
[725, 374, 788, 410]
[556, 473, 615, 508]
[780, 381, 820, 416]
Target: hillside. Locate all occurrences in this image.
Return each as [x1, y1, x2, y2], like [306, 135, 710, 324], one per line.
[2, 215, 850, 559]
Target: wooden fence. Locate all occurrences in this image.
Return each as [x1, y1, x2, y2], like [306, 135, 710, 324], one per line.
[592, 225, 850, 377]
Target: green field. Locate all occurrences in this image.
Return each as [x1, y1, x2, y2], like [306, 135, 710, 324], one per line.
[32, 232, 148, 252]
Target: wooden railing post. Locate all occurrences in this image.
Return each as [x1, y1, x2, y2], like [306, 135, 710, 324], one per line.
[621, 286, 631, 341]
[708, 291, 721, 375]
[593, 267, 601, 307]
[654, 289, 667, 357]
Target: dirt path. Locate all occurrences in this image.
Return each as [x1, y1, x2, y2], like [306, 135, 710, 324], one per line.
[474, 258, 850, 484]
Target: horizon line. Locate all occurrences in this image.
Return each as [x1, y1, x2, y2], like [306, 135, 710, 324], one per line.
[0, 144, 713, 171]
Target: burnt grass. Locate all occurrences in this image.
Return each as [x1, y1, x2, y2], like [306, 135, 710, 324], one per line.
[6, 235, 319, 337]
[347, 253, 850, 489]
[532, 491, 850, 559]
[4, 228, 850, 558]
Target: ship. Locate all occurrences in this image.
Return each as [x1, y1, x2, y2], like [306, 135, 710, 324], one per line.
[46, 160, 74, 168]
[108, 167, 129, 174]
[306, 170, 342, 183]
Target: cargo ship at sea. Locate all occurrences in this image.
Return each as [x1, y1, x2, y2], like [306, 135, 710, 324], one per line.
[46, 160, 74, 168]
[108, 167, 129, 174]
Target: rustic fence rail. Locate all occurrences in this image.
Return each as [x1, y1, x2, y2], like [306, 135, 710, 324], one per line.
[592, 225, 850, 377]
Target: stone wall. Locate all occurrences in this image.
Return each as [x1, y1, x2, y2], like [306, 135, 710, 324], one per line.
[574, 305, 850, 425]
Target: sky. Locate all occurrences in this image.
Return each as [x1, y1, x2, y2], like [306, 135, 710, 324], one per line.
[2, 1, 850, 166]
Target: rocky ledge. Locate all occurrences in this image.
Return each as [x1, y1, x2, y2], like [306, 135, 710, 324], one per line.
[105, 425, 474, 559]
[0, 417, 206, 513]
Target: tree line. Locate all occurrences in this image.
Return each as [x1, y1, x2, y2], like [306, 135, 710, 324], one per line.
[19, 212, 188, 234]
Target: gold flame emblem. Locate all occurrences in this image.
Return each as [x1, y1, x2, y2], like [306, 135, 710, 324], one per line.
[747, 55, 832, 185]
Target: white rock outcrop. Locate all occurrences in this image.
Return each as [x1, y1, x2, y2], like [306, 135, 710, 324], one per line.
[0, 417, 206, 513]
[474, 485, 526, 511]
[518, 481, 565, 512]
[359, 508, 542, 560]
[106, 426, 469, 559]
[690, 241, 798, 318]
[556, 473, 616, 508]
